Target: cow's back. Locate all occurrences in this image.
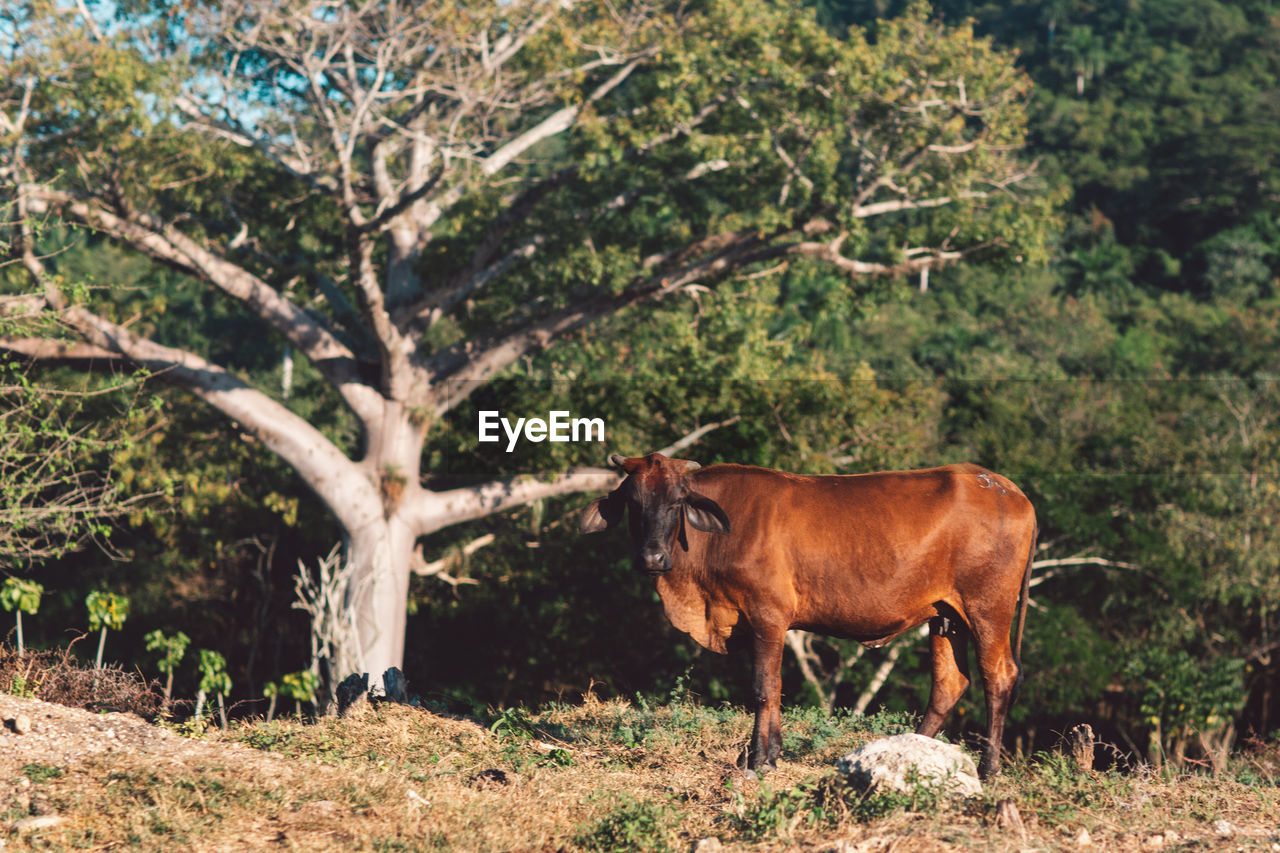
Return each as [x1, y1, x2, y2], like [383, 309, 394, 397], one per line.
[662, 463, 1035, 648]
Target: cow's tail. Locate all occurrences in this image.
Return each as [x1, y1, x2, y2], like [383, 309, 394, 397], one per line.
[1009, 521, 1037, 708]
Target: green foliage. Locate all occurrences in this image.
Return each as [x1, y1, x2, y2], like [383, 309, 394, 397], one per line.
[86, 591, 129, 632]
[197, 649, 231, 697]
[489, 706, 539, 743]
[0, 355, 141, 571]
[1125, 646, 1246, 760]
[21, 763, 65, 784]
[575, 795, 679, 853]
[1, 578, 43, 615]
[144, 629, 190, 676]
[279, 670, 319, 705]
[732, 782, 825, 840]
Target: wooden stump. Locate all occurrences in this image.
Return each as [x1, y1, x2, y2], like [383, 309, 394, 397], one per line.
[1069, 723, 1096, 772]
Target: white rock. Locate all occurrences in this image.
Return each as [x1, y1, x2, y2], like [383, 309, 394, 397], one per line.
[836, 733, 982, 799]
[692, 838, 722, 853]
[13, 815, 66, 833]
[1212, 819, 1234, 837]
[10, 715, 31, 734]
[1075, 827, 1093, 847]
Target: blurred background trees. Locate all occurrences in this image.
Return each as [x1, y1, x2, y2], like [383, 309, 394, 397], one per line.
[1, 0, 1278, 769]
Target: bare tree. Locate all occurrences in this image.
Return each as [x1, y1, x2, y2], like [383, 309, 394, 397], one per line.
[0, 0, 1044, 680]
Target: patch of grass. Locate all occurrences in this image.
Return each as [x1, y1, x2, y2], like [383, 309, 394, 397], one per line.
[22, 762, 65, 782]
[575, 794, 679, 853]
[1011, 749, 1139, 826]
[858, 708, 919, 736]
[731, 781, 825, 841]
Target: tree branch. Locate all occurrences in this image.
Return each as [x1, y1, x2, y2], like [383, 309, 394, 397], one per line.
[28, 304, 383, 534]
[852, 191, 989, 219]
[21, 187, 385, 421]
[417, 50, 655, 233]
[407, 416, 742, 535]
[424, 228, 784, 414]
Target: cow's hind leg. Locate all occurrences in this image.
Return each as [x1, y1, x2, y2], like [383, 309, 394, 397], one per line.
[971, 623, 1020, 778]
[917, 617, 970, 739]
[746, 630, 785, 773]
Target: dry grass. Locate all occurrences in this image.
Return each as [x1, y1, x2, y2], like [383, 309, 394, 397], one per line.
[3, 692, 1280, 851]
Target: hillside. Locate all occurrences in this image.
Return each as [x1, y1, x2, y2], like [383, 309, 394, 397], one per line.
[3, 691, 1277, 851]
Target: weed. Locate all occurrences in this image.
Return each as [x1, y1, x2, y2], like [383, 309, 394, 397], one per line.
[575, 795, 679, 853]
[22, 762, 64, 783]
[156, 712, 209, 739]
[732, 782, 825, 840]
[10, 673, 38, 698]
[781, 706, 855, 757]
[614, 721, 645, 748]
[541, 747, 575, 767]
[489, 706, 537, 741]
[856, 708, 919, 736]
[239, 722, 296, 752]
[1014, 750, 1138, 826]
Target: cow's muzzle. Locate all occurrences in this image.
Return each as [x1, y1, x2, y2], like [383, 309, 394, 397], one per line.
[639, 546, 671, 576]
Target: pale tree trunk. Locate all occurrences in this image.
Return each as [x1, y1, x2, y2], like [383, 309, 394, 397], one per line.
[342, 517, 418, 683]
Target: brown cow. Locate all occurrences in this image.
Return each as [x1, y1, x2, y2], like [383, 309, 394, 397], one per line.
[580, 452, 1036, 777]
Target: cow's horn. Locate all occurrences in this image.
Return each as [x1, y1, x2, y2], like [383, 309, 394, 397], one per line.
[681, 460, 701, 472]
[608, 453, 628, 469]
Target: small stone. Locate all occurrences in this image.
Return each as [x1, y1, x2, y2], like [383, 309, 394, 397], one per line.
[1142, 833, 1166, 850]
[1075, 827, 1093, 848]
[10, 715, 32, 735]
[1212, 819, 1234, 837]
[13, 815, 66, 833]
[692, 838, 722, 853]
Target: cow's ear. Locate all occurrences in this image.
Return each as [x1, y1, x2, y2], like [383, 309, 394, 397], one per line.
[684, 490, 730, 535]
[580, 491, 625, 533]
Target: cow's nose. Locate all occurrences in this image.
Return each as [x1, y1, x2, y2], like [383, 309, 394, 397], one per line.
[640, 547, 670, 574]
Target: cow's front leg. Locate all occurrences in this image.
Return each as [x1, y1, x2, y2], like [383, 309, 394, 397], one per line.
[747, 631, 785, 772]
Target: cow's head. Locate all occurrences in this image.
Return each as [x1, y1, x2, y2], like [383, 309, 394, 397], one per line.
[579, 452, 731, 575]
